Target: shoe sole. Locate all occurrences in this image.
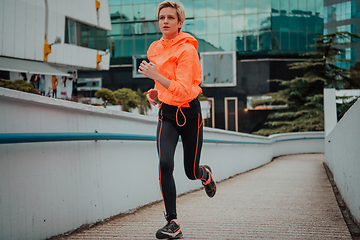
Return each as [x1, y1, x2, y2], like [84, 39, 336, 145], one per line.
[203, 165, 216, 198]
[156, 231, 183, 239]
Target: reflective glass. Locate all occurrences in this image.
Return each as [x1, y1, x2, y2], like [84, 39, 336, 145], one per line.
[281, 32, 289, 50]
[182, 1, 194, 18]
[279, 14, 289, 31]
[133, 0, 144, 3]
[219, 0, 232, 16]
[219, 16, 232, 34]
[273, 31, 281, 50]
[194, 0, 206, 17]
[183, 19, 194, 34]
[109, 0, 121, 5]
[135, 37, 146, 55]
[113, 39, 121, 57]
[146, 21, 160, 34]
[298, 16, 306, 32]
[245, 14, 257, 31]
[110, 23, 122, 36]
[324, 6, 328, 23]
[271, 0, 280, 12]
[259, 13, 271, 30]
[234, 33, 245, 51]
[232, 0, 244, 15]
[307, 0, 316, 15]
[145, 0, 157, 3]
[307, 16, 315, 32]
[207, 17, 219, 34]
[197, 35, 206, 52]
[207, 34, 220, 50]
[289, 0, 297, 14]
[246, 33, 258, 51]
[123, 38, 134, 56]
[258, 0, 271, 13]
[123, 23, 134, 35]
[122, 5, 134, 21]
[146, 35, 159, 50]
[271, 13, 280, 31]
[207, 0, 219, 17]
[110, 5, 122, 21]
[145, 3, 157, 20]
[259, 31, 271, 50]
[232, 15, 245, 32]
[289, 32, 298, 51]
[298, 0, 307, 13]
[289, 15, 298, 31]
[194, 18, 206, 35]
[134, 4, 145, 20]
[245, 0, 257, 14]
[220, 34, 232, 51]
[280, 0, 289, 13]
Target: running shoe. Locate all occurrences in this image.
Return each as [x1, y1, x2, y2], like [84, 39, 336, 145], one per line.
[201, 165, 216, 198]
[155, 219, 183, 239]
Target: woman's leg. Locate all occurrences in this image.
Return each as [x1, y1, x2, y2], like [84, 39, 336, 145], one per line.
[157, 117, 180, 221]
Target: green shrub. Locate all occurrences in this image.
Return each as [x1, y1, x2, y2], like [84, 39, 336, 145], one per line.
[94, 88, 117, 105]
[114, 88, 140, 112]
[0, 79, 38, 94]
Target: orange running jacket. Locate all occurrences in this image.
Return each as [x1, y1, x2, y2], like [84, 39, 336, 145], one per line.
[147, 32, 202, 107]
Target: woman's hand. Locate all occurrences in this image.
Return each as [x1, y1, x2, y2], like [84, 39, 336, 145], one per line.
[138, 61, 159, 80]
[146, 88, 158, 106]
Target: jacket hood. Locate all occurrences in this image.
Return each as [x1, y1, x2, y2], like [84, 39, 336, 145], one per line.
[160, 32, 198, 50]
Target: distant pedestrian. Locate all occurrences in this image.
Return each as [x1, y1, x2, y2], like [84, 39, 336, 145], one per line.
[138, 1, 216, 239]
[51, 75, 58, 98]
[72, 71, 78, 97]
[39, 75, 46, 96]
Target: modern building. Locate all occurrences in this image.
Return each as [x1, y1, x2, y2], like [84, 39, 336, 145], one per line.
[79, 0, 325, 133]
[324, 0, 360, 70]
[0, 0, 111, 99]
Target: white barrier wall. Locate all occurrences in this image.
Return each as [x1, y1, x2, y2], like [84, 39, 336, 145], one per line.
[0, 87, 325, 240]
[325, 99, 360, 224]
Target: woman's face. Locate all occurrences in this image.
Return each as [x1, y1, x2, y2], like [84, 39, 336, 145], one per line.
[158, 7, 183, 39]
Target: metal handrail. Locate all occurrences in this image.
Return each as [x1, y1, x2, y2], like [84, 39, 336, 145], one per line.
[0, 132, 324, 145]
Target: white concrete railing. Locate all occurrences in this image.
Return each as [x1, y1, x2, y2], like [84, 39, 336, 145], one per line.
[0, 87, 324, 240]
[325, 92, 360, 225]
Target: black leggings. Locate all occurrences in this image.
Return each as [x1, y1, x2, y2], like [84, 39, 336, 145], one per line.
[157, 99, 207, 221]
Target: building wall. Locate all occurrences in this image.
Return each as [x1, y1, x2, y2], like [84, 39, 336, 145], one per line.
[0, 0, 111, 70]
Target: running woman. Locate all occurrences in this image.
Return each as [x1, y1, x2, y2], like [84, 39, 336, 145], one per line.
[138, 1, 216, 239]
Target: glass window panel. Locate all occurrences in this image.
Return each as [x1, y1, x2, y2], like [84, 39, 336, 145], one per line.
[234, 33, 245, 51]
[220, 34, 232, 51]
[122, 5, 134, 21]
[315, 0, 323, 16]
[207, 17, 219, 34]
[197, 35, 206, 52]
[194, 0, 206, 17]
[245, 14, 257, 31]
[146, 35, 159, 50]
[307, 16, 315, 32]
[273, 31, 281, 50]
[123, 38, 134, 56]
[324, 6, 328, 23]
[145, 0, 157, 3]
[280, 0, 289, 13]
[258, 0, 271, 13]
[280, 14, 289, 31]
[232, 0, 244, 15]
[110, 23, 122, 36]
[298, 0, 306, 12]
[281, 32, 289, 50]
[245, 0, 257, 14]
[134, 4, 145, 20]
[207, 0, 219, 17]
[232, 15, 245, 32]
[219, 16, 232, 34]
[271, 0, 280, 12]
[145, 3, 157, 20]
[315, 16, 323, 32]
[289, 15, 298, 31]
[298, 16, 306, 32]
[245, 32, 258, 51]
[206, 34, 220, 50]
[307, 0, 315, 15]
[194, 18, 206, 35]
[289, 32, 298, 51]
[259, 13, 271, 30]
[271, 13, 280, 31]
[109, 0, 121, 5]
[133, 0, 144, 3]
[183, 19, 194, 34]
[289, 0, 297, 14]
[113, 39, 121, 57]
[219, 0, 232, 16]
[135, 37, 145, 55]
[123, 23, 134, 36]
[259, 31, 271, 50]
[182, 1, 194, 18]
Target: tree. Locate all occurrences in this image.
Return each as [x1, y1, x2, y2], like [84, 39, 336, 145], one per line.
[252, 32, 360, 136]
[114, 88, 140, 112]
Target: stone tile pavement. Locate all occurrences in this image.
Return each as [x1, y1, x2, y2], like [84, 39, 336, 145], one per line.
[55, 154, 351, 239]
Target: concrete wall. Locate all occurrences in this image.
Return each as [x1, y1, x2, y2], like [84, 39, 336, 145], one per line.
[0, 0, 111, 69]
[0, 87, 325, 240]
[325, 98, 360, 224]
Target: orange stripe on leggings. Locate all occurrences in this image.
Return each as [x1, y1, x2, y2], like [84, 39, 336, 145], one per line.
[193, 113, 204, 180]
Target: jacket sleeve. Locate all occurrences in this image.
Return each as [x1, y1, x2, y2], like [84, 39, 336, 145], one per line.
[167, 46, 200, 97]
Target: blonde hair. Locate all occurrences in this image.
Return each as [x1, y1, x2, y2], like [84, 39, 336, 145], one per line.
[158, 1, 185, 31]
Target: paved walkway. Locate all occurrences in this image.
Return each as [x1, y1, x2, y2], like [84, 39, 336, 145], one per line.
[57, 154, 351, 239]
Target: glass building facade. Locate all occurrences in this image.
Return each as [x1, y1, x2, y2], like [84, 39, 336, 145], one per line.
[108, 0, 324, 57]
